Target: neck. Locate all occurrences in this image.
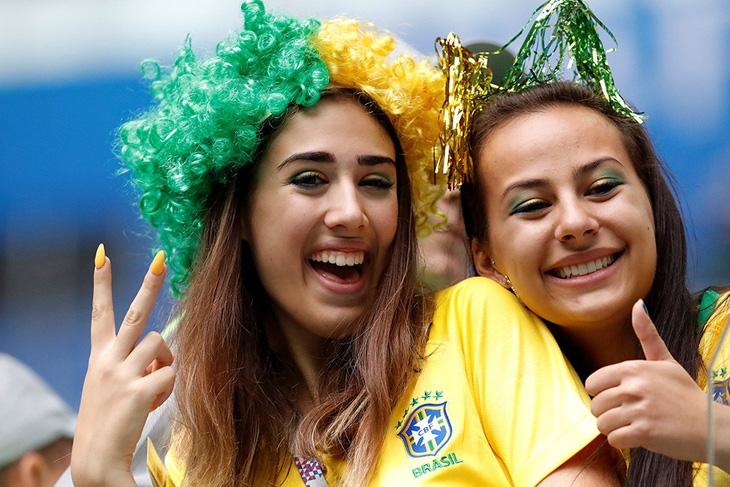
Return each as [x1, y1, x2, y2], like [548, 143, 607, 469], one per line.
[550, 318, 639, 381]
[266, 315, 330, 405]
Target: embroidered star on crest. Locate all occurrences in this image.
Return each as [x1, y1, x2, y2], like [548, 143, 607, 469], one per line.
[422, 391, 432, 400]
[410, 397, 419, 407]
[435, 391, 443, 400]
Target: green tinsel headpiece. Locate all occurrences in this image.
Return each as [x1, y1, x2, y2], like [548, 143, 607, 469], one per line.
[119, 0, 445, 296]
[435, 0, 644, 188]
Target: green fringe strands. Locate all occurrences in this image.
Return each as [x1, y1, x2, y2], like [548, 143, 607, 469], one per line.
[501, 0, 644, 124]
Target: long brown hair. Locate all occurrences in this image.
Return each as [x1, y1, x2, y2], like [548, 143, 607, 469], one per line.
[462, 82, 701, 487]
[171, 88, 431, 486]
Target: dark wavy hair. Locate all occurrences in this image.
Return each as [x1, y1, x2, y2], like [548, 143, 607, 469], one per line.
[462, 82, 701, 487]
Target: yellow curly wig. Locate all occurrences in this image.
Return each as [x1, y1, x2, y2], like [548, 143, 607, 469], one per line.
[316, 19, 445, 236]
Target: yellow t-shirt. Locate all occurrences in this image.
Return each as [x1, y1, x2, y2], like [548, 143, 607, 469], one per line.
[151, 277, 599, 486]
[694, 291, 730, 485]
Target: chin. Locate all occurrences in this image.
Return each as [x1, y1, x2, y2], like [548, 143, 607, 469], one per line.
[317, 311, 367, 339]
[547, 304, 627, 330]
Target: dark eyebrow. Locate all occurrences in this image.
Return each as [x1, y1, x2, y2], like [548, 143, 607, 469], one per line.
[278, 152, 395, 169]
[573, 157, 621, 177]
[500, 157, 622, 201]
[278, 151, 333, 169]
[501, 178, 548, 201]
[357, 155, 396, 167]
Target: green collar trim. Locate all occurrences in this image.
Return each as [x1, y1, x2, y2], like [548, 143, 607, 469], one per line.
[698, 289, 722, 329]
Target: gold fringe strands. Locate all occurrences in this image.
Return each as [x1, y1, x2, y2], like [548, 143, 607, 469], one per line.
[436, 0, 645, 188]
[435, 34, 494, 189]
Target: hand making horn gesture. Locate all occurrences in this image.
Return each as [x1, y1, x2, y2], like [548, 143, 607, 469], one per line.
[71, 244, 176, 487]
[585, 300, 708, 463]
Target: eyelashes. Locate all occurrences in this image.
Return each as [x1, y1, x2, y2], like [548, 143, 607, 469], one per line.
[509, 199, 549, 216]
[360, 175, 394, 190]
[508, 178, 625, 216]
[586, 178, 624, 196]
[289, 171, 325, 189]
[288, 171, 394, 190]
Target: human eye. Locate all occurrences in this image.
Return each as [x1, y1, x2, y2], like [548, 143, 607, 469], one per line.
[289, 171, 327, 189]
[360, 174, 395, 191]
[509, 198, 550, 216]
[586, 177, 624, 197]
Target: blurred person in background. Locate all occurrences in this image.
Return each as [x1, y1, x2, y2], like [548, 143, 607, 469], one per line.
[0, 354, 75, 487]
[417, 42, 513, 292]
[418, 188, 472, 292]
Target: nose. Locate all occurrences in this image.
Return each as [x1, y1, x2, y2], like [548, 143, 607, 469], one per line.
[323, 182, 368, 231]
[554, 198, 598, 243]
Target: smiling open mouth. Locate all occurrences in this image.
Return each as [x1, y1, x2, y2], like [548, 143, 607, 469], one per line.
[310, 251, 364, 283]
[549, 251, 623, 279]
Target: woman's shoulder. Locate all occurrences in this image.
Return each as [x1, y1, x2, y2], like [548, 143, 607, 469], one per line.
[434, 276, 524, 310]
[430, 276, 543, 343]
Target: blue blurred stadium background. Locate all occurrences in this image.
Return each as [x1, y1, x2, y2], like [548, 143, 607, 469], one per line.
[1, 0, 728, 410]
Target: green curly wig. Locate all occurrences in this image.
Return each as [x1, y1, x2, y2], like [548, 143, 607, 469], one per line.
[119, 0, 445, 296]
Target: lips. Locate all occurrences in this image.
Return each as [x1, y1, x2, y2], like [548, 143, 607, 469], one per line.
[548, 251, 623, 279]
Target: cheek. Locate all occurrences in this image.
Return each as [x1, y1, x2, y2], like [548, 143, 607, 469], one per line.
[380, 204, 399, 247]
[489, 219, 537, 265]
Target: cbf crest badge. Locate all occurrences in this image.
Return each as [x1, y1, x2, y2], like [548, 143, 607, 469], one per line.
[713, 376, 730, 405]
[397, 402, 453, 458]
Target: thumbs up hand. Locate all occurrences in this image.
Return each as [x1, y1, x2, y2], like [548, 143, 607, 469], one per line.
[585, 300, 708, 463]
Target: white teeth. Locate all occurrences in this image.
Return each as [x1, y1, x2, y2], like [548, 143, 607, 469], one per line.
[555, 254, 616, 279]
[311, 251, 365, 267]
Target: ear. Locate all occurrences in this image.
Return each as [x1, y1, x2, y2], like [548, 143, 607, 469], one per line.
[14, 451, 46, 487]
[471, 239, 511, 290]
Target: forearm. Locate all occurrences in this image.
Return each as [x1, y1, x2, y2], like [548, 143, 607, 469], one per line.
[70, 465, 137, 487]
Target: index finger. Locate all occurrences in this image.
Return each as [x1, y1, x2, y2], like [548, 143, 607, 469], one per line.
[112, 251, 167, 360]
[90, 244, 116, 353]
[584, 363, 623, 397]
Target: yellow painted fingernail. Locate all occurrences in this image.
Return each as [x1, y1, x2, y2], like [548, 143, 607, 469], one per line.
[149, 250, 165, 275]
[95, 243, 105, 269]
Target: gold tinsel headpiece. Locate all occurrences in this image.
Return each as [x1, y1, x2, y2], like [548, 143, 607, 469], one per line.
[435, 0, 644, 188]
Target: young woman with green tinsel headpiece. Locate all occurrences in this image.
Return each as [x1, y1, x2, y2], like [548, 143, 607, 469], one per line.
[438, 1, 730, 485]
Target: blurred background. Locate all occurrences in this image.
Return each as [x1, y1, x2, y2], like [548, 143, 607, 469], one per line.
[1, 0, 728, 410]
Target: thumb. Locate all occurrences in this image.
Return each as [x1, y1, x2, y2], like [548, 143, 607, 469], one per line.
[632, 299, 674, 362]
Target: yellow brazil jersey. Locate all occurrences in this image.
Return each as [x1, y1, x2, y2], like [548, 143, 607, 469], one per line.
[150, 278, 599, 486]
[694, 291, 730, 486]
